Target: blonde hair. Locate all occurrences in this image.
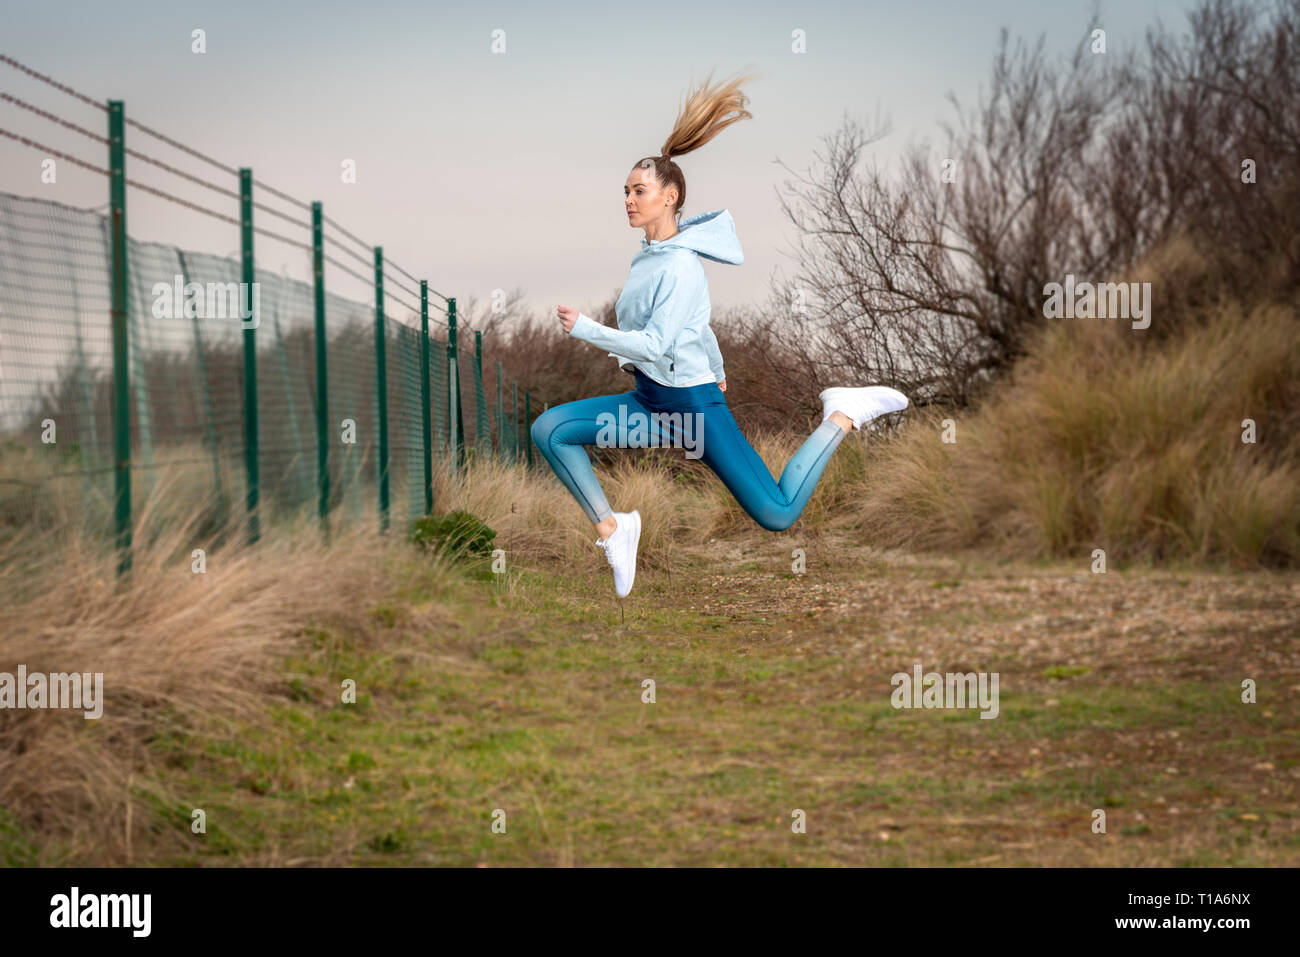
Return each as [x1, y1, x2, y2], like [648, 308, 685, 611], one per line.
[634, 69, 755, 217]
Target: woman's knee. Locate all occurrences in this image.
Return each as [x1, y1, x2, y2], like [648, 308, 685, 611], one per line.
[748, 502, 795, 533]
[530, 406, 563, 451]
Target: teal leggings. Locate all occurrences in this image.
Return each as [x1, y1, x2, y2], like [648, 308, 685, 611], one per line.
[531, 371, 846, 532]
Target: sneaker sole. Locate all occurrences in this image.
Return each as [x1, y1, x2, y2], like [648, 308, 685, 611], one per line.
[618, 510, 642, 598]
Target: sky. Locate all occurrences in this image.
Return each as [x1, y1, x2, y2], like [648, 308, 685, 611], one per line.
[1, 0, 1201, 325]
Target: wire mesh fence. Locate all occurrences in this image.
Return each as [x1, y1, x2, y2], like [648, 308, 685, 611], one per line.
[0, 185, 537, 560]
[1, 57, 544, 570]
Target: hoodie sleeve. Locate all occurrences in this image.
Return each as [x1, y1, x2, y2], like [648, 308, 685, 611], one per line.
[568, 258, 703, 363]
[701, 322, 725, 381]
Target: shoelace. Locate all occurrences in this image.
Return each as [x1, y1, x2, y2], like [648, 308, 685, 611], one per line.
[595, 534, 619, 567]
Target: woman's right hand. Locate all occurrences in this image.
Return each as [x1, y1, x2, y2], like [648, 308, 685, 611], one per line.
[557, 304, 579, 334]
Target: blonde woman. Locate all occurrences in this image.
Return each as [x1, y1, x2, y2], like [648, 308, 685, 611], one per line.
[533, 71, 908, 597]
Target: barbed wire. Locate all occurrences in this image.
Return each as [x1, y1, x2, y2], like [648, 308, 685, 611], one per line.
[386, 258, 421, 287]
[321, 230, 446, 304]
[321, 213, 371, 253]
[0, 139, 441, 305]
[386, 257, 443, 300]
[1, 55, 240, 182]
[2, 91, 312, 233]
[384, 272, 422, 304]
[384, 292, 424, 323]
[1, 90, 105, 141]
[1, 131, 456, 336]
[322, 251, 374, 288]
[4, 53, 307, 212]
[0, 127, 314, 251]
[0, 54, 105, 112]
[314, 252, 444, 323]
[322, 234, 373, 271]
[0, 126, 109, 178]
[368, 282, 429, 325]
[319, 219, 446, 299]
[3, 54, 452, 309]
[382, 286, 418, 313]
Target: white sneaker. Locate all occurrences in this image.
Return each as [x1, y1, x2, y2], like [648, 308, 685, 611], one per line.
[819, 386, 909, 430]
[596, 510, 641, 598]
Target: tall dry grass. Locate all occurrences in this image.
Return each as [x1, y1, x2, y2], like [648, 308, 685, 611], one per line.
[846, 301, 1300, 567]
[430, 438, 838, 574]
[0, 465, 460, 864]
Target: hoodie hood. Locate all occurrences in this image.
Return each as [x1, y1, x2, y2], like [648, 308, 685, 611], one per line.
[641, 208, 744, 265]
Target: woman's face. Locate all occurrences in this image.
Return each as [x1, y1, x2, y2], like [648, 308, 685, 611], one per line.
[625, 166, 676, 228]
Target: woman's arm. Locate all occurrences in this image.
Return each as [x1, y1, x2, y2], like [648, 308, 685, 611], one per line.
[563, 264, 705, 364]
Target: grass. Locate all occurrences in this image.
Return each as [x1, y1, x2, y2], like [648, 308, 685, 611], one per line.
[2, 287, 1296, 865]
[848, 301, 1300, 568]
[5, 516, 1293, 867]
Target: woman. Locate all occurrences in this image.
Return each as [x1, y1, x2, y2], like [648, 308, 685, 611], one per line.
[532, 71, 908, 598]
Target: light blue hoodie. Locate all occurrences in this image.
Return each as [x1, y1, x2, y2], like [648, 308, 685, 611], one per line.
[567, 208, 743, 388]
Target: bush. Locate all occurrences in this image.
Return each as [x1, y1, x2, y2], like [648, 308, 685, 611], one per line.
[409, 510, 497, 558]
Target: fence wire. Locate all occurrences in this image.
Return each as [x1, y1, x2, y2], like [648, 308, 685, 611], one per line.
[0, 191, 534, 550]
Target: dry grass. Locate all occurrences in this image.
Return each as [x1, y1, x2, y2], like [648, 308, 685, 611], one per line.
[0, 466, 457, 864]
[848, 301, 1300, 568]
[698, 426, 873, 538]
[427, 452, 715, 572]
[431, 431, 865, 573]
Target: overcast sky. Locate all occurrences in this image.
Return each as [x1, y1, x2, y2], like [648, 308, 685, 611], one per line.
[1, 0, 1199, 326]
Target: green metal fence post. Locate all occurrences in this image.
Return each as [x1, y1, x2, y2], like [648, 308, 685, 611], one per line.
[447, 297, 463, 466]
[374, 246, 390, 532]
[108, 100, 132, 575]
[312, 202, 330, 533]
[420, 281, 433, 515]
[240, 168, 259, 544]
[513, 381, 520, 464]
[525, 390, 532, 468]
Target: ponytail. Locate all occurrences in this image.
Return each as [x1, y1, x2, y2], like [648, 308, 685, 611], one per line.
[633, 69, 755, 216]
